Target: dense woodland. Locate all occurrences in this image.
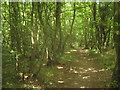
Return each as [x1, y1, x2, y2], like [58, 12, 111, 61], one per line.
[2, 1, 120, 88]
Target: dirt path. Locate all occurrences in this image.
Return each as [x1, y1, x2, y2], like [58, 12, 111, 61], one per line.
[50, 47, 112, 88]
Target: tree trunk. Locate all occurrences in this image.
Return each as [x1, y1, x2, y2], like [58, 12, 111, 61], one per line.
[92, 3, 102, 53]
[112, 2, 120, 84]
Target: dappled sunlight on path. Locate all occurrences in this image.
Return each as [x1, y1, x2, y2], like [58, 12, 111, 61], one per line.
[49, 48, 112, 88]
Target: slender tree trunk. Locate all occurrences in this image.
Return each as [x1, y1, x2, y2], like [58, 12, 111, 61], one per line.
[56, 2, 62, 53]
[70, 3, 76, 48]
[92, 3, 102, 53]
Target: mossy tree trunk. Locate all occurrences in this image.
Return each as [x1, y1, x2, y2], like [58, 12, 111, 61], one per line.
[113, 2, 120, 84]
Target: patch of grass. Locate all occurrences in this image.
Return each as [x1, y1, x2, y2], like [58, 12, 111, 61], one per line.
[102, 49, 115, 69]
[88, 49, 115, 69]
[60, 53, 78, 64]
[89, 49, 100, 57]
[38, 67, 58, 84]
[2, 50, 23, 88]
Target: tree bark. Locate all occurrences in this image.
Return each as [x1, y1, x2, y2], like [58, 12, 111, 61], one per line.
[112, 2, 120, 84]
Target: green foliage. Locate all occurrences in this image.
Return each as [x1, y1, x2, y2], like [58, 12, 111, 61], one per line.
[102, 49, 115, 69]
[2, 2, 117, 88]
[89, 49, 115, 69]
[60, 52, 78, 64]
[38, 67, 58, 84]
[2, 48, 22, 88]
[110, 80, 120, 88]
[88, 49, 99, 57]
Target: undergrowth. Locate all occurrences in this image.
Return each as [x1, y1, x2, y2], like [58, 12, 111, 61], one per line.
[38, 66, 58, 85]
[88, 49, 115, 70]
[60, 50, 78, 64]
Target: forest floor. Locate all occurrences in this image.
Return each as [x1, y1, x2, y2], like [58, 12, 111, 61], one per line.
[44, 47, 112, 88]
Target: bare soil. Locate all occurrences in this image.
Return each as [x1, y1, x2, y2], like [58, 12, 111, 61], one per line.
[48, 47, 112, 88]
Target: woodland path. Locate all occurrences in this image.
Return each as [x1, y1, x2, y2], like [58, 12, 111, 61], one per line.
[49, 47, 112, 88]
